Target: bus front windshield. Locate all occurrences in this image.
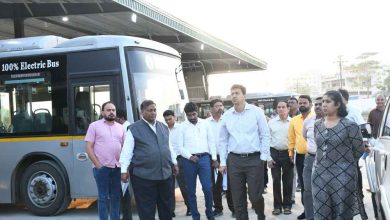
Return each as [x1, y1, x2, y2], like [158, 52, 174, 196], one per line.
[126, 49, 188, 122]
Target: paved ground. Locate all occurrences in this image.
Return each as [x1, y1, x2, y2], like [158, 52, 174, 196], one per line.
[0, 159, 376, 219]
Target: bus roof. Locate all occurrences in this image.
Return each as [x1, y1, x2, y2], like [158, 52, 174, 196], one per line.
[0, 35, 180, 58]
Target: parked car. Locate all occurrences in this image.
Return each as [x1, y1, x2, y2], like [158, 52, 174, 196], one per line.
[363, 101, 390, 220]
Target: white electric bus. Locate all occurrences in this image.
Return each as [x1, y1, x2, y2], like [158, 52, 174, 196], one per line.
[0, 35, 188, 215]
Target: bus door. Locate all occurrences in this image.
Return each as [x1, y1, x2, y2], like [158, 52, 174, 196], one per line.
[68, 76, 119, 197]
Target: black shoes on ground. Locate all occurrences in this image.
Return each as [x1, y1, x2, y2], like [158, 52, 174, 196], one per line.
[272, 208, 292, 215]
[213, 210, 223, 217]
[297, 212, 306, 219]
[272, 209, 282, 215]
[284, 207, 292, 215]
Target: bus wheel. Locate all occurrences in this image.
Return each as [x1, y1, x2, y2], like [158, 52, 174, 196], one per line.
[21, 160, 71, 216]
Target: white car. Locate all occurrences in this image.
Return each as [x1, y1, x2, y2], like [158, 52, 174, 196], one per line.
[364, 101, 390, 220]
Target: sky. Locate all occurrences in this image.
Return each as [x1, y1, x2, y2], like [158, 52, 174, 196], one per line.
[146, 0, 390, 96]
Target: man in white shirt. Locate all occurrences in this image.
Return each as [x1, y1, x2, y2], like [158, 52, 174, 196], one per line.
[302, 97, 324, 220]
[338, 89, 365, 125]
[338, 89, 368, 219]
[177, 102, 218, 220]
[268, 100, 293, 216]
[163, 110, 191, 217]
[207, 99, 234, 217]
[116, 109, 133, 220]
[219, 84, 271, 220]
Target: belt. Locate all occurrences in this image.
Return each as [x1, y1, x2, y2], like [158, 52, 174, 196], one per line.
[192, 152, 209, 157]
[308, 152, 316, 157]
[270, 148, 288, 152]
[230, 152, 260, 158]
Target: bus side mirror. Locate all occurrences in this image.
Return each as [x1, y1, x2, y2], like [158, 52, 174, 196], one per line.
[360, 123, 373, 139]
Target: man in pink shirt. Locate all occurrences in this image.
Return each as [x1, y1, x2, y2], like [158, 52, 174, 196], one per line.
[85, 101, 125, 220]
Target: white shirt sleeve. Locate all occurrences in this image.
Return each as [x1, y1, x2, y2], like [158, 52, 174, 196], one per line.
[119, 129, 135, 173]
[302, 118, 309, 141]
[170, 127, 180, 155]
[347, 105, 366, 125]
[177, 126, 192, 160]
[169, 137, 177, 165]
[219, 117, 229, 166]
[257, 110, 271, 161]
[206, 122, 217, 160]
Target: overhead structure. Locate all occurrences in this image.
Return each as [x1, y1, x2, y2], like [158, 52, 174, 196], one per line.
[0, 0, 267, 100]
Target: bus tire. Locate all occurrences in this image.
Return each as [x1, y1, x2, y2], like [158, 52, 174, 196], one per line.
[20, 160, 71, 216]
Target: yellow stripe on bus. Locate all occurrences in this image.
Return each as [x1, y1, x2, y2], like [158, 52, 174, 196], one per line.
[0, 136, 85, 142]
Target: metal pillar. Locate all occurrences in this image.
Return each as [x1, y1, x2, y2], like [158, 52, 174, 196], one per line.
[14, 17, 25, 38]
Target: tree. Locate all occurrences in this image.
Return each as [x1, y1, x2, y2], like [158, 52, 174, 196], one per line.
[286, 77, 311, 95]
[377, 68, 390, 95]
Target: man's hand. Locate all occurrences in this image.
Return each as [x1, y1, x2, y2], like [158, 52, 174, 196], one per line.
[267, 160, 276, 168]
[121, 173, 129, 182]
[94, 163, 103, 169]
[211, 160, 220, 168]
[289, 156, 294, 164]
[190, 155, 199, 163]
[172, 165, 179, 176]
[218, 165, 227, 174]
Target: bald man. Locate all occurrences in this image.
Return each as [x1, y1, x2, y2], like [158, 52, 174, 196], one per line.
[368, 94, 387, 138]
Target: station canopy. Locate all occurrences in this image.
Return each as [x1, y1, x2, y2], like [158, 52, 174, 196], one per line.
[0, 0, 267, 100]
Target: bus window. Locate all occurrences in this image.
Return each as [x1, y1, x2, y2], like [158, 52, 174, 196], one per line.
[126, 49, 188, 122]
[0, 92, 10, 133]
[0, 70, 68, 135]
[74, 84, 110, 134]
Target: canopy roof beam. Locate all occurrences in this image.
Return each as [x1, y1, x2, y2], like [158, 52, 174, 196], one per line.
[0, 3, 129, 19]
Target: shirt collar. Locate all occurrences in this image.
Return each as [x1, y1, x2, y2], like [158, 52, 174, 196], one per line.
[102, 118, 116, 125]
[376, 107, 385, 112]
[276, 115, 290, 121]
[244, 102, 251, 110]
[208, 115, 222, 122]
[300, 111, 314, 119]
[232, 102, 251, 113]
[142, 117, 156, 127]
[184, 119, 193, 125]
[169, 122, 179, 131]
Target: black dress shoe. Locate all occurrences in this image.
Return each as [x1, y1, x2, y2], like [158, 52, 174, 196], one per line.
[297, 212, 306, 219]
[207, 217, 215, 220]
[186, 209, 192, 216]
[213, 210, 223, 217]
[272, 209, 282, 215]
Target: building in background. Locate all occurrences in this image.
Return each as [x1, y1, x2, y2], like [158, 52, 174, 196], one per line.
[285, 72, 322, 97]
